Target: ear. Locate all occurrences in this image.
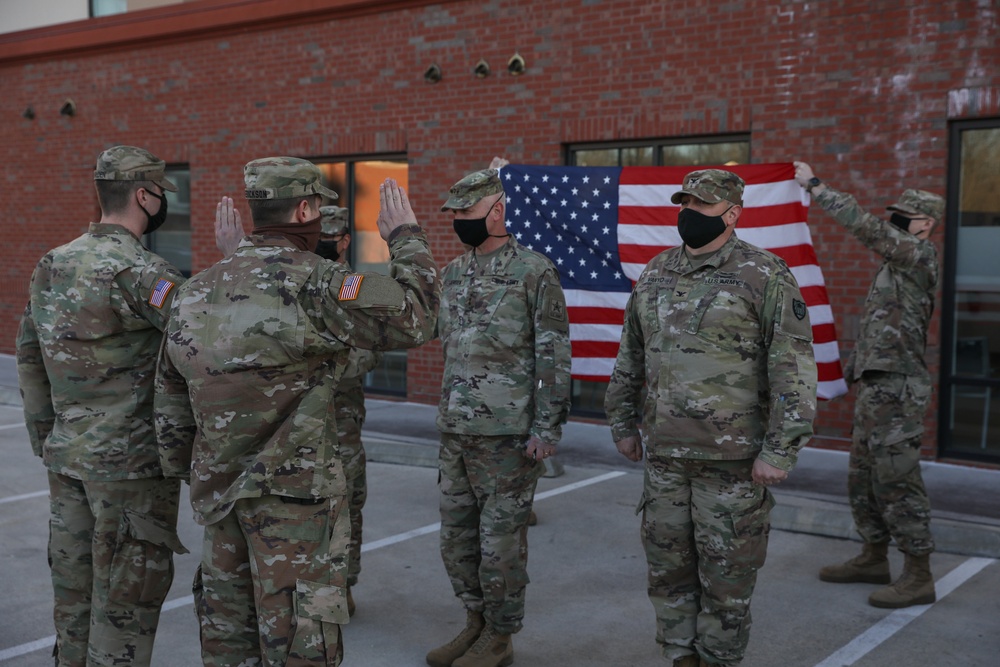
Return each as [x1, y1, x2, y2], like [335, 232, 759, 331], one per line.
[294, 198, 313, 223]
[727, 205, 742, 226]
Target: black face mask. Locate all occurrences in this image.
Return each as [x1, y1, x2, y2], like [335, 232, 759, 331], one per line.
[889, 212, 912, 233]
[453, 216, 492, 248]
[677, 206, 730, 249]
[315, 240, 341, 262]
[140, 190, 169, 235]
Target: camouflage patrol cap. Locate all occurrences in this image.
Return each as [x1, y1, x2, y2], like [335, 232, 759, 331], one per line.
[319, 205, 350, 236]
[244, 157, 339, 201]
[441, 168, 505, 211]
[94, 145, 178, 192]
[670, 169, 745, 207]
[887, 189, 945, 222]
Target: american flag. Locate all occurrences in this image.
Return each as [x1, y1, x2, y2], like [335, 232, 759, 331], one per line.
[149, 277, 176, 309]
[339, 274, 364, 301]
[500, 163, 848, 400]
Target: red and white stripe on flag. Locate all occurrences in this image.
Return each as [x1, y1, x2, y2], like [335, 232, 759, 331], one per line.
[571, 163, 848, 400]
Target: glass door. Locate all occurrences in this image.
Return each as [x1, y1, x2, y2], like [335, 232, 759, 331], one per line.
[940, 120, 1000, 461]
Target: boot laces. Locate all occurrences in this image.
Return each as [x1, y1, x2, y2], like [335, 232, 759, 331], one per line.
[467, 625, 498, 654]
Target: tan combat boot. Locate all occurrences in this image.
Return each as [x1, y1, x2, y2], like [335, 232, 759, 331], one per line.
[818, 542, 891, 584]
[869, 553, 936, 608]
[347, 587, 356, 618]
[671, 655, 699, 667]
[426, 611, 485, 667]
[452, 625, 513, 667]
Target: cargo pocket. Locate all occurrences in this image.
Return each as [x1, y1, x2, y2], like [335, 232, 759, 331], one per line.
[728, 488, 775, 572]
[287, 579, 348, 667]
[874, 434, 922, 484]
[108, 508, 188, 605]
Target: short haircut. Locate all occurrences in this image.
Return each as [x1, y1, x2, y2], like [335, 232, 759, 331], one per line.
[249, 195, 321, 227]
[95, 179, 153, 216]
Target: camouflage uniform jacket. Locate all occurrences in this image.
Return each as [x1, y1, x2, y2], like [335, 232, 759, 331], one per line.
[334, 262, 383, 429]
[436, 235, 571, 444]
[605, 234, 817, 471]
[814, 186, 937, 381]
[16, 223, 184, 480]
[155, 227, 439, 525]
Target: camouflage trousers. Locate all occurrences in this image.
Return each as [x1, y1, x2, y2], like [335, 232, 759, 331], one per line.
[46, 471, 184, 667]
[639, 457, 774, 666]
[849, 371, 935, 555]
[438, 433, 544, 635]
[338, 418, 367, 588]
[195, 494, 351, 667]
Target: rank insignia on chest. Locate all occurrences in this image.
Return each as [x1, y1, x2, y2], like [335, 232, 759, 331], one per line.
[338, 274, 364, 301]
[792, 298, 807, 320]
[149, 278, 176, 309]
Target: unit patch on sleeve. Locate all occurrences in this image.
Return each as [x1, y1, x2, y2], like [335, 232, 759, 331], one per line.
[338, 274, 365, 301]
[149, 278, 177, 309]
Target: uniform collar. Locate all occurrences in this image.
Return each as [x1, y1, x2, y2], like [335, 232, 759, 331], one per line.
[88, 222, 139, 239]
[461, 234, 518, 276]
[664, 232, 740, 274]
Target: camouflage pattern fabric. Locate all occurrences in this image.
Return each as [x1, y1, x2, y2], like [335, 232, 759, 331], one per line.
[813, 185, 939, 380]
[320, 206, 351, 236]
[605, 231, 815, 665]
[17, 223, 185, 478]
[47, 472, 185, 667]
[438, 433, 544, 635]
[440, 169, 505, 211]
[436, 235, 572, 443]
[195, 495, 350, 667]
[605, 233, 817, 470]
[334, 346, 382, 587]
[244, 156, 338, 201]
[669, 169, 745, 206]
[155, 228, 439, 525]
[813, 186, 939, 556]
[16, 220, 187, 667]
[93, 145, 178, 192]
[849, 374, 935, 556]
[155, 226, 438, 666]
[638, 459, 773, 666]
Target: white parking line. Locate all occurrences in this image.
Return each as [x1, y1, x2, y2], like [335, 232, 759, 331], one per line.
[813, 557, 996, 667]
[0, 469, 627, 661]
[0, 423, 25, 431]
[0, 490, 47, 505]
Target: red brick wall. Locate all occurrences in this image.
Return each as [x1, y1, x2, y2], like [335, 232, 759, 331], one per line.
[2, 0, 998, 457]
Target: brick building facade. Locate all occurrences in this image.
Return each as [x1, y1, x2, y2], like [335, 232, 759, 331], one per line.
[1, 0, 998, 460]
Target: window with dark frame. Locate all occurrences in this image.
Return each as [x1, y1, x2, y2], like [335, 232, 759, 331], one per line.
[146, 166, 192, 277]
[564, 135, 751, 417]
[313, 155, 410, 396]
[940, 119, 1000, 462]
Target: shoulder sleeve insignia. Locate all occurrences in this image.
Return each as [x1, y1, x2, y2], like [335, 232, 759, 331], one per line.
[338, 274, 365, 301]
[149, 278, 177, 309]
[792, 298, 808, 320]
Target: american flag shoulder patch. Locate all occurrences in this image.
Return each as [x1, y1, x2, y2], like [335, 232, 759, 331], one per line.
[149, 277, 176, 309]
[338, 274, 364, 301]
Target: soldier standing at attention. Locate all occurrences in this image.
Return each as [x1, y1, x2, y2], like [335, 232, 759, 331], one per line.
[15, 145, 240, 666]
[316, 204, 383, 617]
[155, 159, 439, 667]
[426, 168, 571, 667]
[794, 161, 944, 609]
[605, 170, 817, 667]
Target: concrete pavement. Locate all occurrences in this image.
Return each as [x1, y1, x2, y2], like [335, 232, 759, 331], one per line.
[1, 350, 999, 558]
[1, 402, 999, 666]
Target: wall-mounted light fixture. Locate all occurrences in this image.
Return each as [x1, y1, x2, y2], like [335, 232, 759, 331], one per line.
[424, 64, 442, 84]
[473, 59, 490, 78]
[22, 106, 35, 120]
[507, 53, 526, 76]
[60, 99, 76, 117]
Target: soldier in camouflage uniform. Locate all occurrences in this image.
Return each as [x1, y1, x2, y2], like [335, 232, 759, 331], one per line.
[15, 146, 224, 667]
[316, 205, 383, 617]
[154, 158, 439, 667]
[794, 162, 944, 609]
[426, 169, 571, 667]
[605, 170, 817, 667]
